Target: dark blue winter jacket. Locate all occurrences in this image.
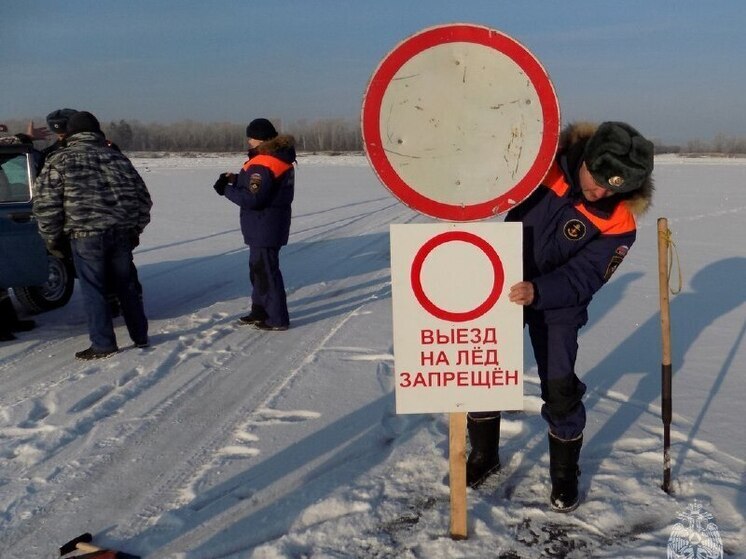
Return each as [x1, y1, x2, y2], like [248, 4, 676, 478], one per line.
[224, 135, 296, 248]
[505, 123, 653, 326]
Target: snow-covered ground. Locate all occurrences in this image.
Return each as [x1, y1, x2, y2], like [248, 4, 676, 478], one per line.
[1, 153, 744, 558]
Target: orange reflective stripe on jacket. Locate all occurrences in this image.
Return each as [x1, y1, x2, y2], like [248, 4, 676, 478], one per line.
[242, 154, 293, 178]
[543, 161, 570, 196]
[543, 161, 636, 236]
[575, 199, 635, 235]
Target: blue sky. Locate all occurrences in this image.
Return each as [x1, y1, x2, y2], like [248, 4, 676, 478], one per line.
[2, 1, 745, 143]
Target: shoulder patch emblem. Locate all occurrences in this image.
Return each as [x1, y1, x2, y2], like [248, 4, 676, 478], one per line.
[604, 245, 629, 280]
[249, 173, 262, 193]
[563, 219, 586, 241]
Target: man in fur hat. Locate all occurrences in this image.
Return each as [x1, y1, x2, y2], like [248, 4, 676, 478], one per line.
[34, 111, 152, 359]
[212, 118, 296, 331]
[467, 121, 654, 512]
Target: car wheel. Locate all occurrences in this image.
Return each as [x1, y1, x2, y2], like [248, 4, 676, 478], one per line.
[12, 254, 75, 313]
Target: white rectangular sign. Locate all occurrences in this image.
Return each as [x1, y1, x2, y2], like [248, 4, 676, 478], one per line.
[390, 222, 523, 414]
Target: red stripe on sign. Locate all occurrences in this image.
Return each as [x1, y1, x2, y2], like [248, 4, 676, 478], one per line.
[410, 230, 504, 322]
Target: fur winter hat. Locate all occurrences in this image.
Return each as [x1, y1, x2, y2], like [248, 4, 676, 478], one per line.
[46, 108, 78, 134]
[584, 121, 654, 194]
[66, 111, 103, 136]
[246, 118, 278, 141]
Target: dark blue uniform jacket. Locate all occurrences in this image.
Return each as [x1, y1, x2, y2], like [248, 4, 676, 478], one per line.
[505, 129, 652, 327]
[225, 135, 296, 248]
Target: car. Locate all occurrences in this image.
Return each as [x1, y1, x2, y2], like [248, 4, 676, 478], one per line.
[0, 138, 76, 312]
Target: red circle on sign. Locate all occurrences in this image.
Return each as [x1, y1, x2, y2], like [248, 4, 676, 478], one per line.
[362, 24, 560, 221]
[410, 231, 504, 322]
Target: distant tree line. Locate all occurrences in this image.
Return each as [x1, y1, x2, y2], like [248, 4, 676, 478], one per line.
[103, 118, 364, 153]
[3, 116, 746, 155]
[653, 134, 746, 156]
[682, 134, 746, 156]
[0, 117, 364, 153]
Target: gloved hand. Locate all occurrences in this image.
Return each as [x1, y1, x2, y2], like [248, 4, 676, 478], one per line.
[45, 237, 69, 259]
[129, 230, 140, 250]
[213, 173, 231, 196]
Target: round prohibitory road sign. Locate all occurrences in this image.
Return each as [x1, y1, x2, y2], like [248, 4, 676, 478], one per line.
[362, 24, 560, 221]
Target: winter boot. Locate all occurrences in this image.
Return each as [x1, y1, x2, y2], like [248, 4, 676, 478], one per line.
[75, 346, 119, 360]
[0, 328, 15, 342]
[239, 304, 268, 325]
[11, 319, 35, 332]
[0, 294, 33, 339]
[466, 413, 501, 488]
[548, 431, 583, 512]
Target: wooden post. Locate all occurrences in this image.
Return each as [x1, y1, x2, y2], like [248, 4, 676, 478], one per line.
[657, 218, 673, 493]
[449, 412, 467, 539]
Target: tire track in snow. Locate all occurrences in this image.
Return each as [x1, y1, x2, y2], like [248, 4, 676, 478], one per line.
[114, 270, 393, 551]
[0, 312, 262, 548]
[108, 206, 400, 550]
[1, 313, 236, 465]
[0, 181, 405, 556]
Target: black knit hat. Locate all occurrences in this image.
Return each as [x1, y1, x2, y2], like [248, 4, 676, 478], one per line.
[584, 121, 654, 193]
[46, 108, 78, 134]
[246, 118, 278, 141]
[66, 111, 103, 136]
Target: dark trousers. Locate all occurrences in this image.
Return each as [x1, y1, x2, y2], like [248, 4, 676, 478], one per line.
[528, 321, 587, 440]
[71, 230, 148, 350]
[249, 246, 289, 327]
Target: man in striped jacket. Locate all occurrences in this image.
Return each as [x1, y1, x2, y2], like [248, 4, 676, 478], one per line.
[33, 111, 152, 360]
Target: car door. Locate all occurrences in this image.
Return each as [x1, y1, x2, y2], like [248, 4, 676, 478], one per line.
[0, 149, 49, 288]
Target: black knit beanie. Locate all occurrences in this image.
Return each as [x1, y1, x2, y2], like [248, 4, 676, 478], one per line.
[66, 111, 103, 136]
[584, 121, 654, 193]
[246, 118, 278, 141]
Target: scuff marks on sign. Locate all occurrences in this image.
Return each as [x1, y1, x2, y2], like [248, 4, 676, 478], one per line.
[490, 99, 524, 111]
[383, 148, 421, 160]
[504, 119, 526, 179]
[393, 73, 420, 82]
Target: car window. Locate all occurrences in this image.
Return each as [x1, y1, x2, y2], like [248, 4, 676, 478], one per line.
[0, 154, 32, 203]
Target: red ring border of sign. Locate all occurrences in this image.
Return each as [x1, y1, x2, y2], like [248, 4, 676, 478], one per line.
[362, 24, 560, 221]
[410, 231, 505, 322]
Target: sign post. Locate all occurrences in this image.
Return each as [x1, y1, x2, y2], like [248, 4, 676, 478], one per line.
[362, 23, 560, 539]
[390, 221, 523, 539]
[449, 412, 467, 539]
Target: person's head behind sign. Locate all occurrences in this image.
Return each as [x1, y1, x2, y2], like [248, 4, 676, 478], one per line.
[580, 121, 654, 202]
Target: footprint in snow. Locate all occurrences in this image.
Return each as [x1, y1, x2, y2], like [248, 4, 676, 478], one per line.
[246, 408, 321, 425]
[68, 385, 115, 413]
[18, 397, 53, 429]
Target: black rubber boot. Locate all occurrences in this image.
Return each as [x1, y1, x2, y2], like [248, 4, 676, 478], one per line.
[0, 329, 15, 342]
[466, 413, 501, 488]
[239, 304, 268, 325]
[11, 319, 35, 332]
[548, 432, 582, 512]
[0, 295, 33, 340]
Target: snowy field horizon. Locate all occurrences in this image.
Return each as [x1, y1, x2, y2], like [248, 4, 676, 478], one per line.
[0, 153, 744, 558]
